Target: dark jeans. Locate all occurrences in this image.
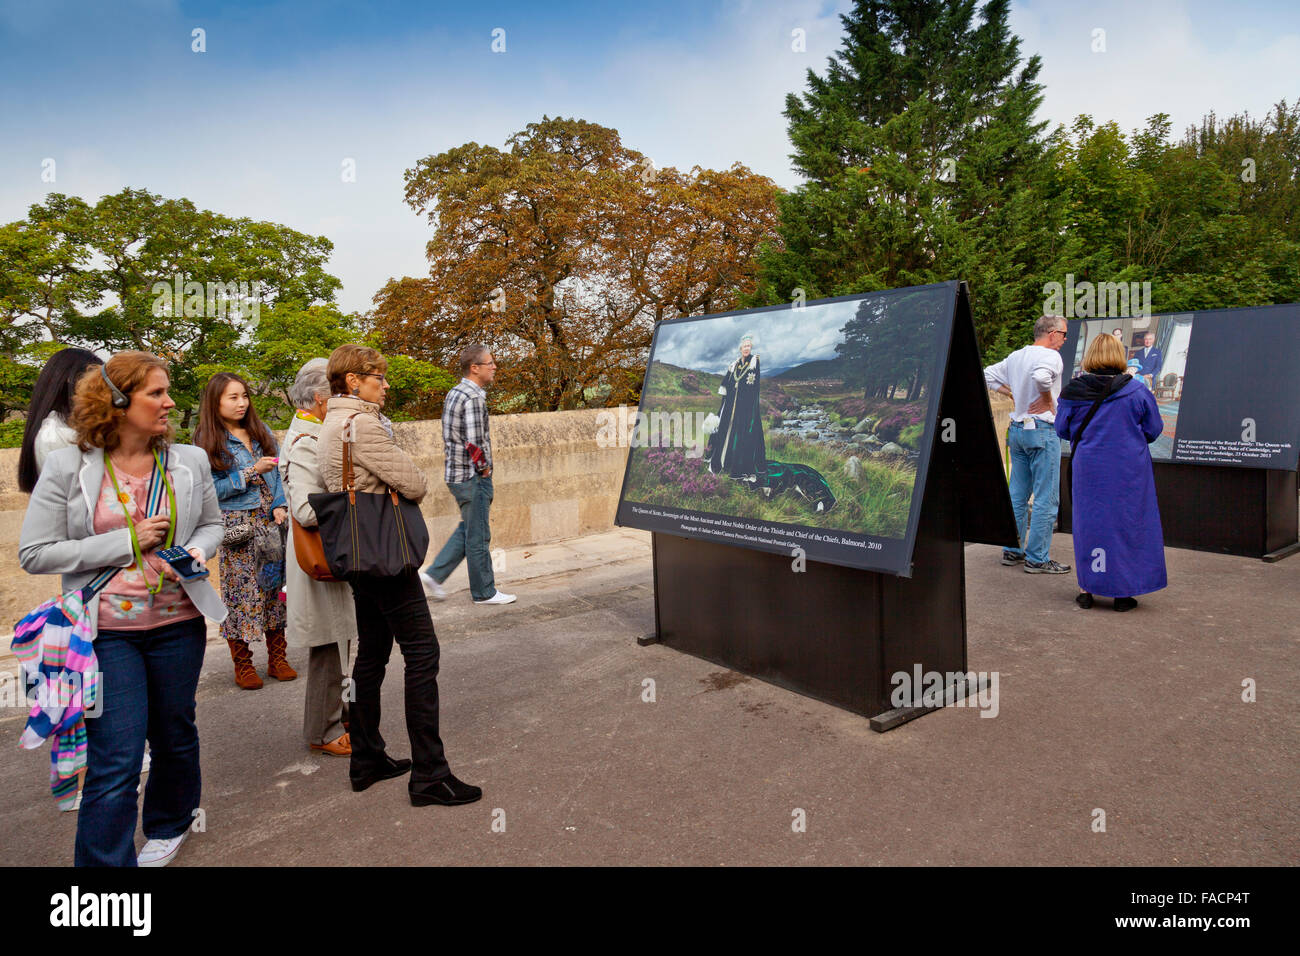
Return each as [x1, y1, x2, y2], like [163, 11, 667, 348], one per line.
[426, 474, 495, 601]
[348, 572, 449, 786]
[76, 616, 206, 867]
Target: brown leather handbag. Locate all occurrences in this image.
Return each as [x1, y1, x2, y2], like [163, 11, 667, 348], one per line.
[286, 432, 339, 582]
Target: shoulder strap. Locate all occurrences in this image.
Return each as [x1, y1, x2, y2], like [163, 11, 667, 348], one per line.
[340, 413, 364, 493]
[1071, 374, 1130, 445]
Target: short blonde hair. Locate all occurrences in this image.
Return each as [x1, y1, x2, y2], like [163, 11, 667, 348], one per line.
[327, 344, 387, 395]
[1082, 332, 1127, 372]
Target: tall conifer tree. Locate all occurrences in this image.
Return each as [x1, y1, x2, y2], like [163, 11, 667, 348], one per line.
[753, 0, 1053, 348]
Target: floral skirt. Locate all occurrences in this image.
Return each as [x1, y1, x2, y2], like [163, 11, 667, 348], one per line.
[219, 506, 287, 645]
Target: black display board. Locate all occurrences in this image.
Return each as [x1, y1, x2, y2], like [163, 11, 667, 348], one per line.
[1059, 302, 1300, 560]
[1059, 461, 1299, 561]
[617, 282, 960, 575]
[1060, 303, 1300, 469]
[621, 282, 1018, 728]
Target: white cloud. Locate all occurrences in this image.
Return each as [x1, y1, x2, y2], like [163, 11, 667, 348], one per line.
[1011, 0, 1299, 138]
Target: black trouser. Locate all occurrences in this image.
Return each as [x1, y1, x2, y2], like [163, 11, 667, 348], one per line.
[347, 571, 449, 785]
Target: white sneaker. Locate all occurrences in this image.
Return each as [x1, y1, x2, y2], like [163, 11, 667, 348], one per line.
[419, 571, 447, 601]
[137, 830, 189, 867]
[473, 590, 516, 605]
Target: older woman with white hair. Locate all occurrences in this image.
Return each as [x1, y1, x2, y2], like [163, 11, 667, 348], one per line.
[280, 358, 355, 756]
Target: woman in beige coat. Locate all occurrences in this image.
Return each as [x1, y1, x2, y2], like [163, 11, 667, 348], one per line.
[317, 344, 481, 807]
[280, 359, 355, 757]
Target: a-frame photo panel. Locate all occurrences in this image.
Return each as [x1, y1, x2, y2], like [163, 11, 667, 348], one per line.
[616, 282, 961, 576]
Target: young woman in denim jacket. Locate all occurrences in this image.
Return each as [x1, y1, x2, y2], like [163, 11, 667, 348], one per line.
[194, 373, 295, 689]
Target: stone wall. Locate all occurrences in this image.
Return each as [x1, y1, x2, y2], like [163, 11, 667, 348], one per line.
[0, 408, 631, 629]
[0, 398, 1012, 629]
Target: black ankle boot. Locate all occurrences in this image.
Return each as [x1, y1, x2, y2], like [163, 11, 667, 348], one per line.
[350, 754, 412, 792]
[1114, 597, 1138, 612]
[1075, 592, 1094, 609]
[410, 772, 483, 807]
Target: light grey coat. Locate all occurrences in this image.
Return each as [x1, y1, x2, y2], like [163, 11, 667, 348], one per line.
[280, 414, 355, 662]
[19, 444, 228, 631]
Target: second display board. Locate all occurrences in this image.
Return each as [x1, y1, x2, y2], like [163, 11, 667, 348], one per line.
[1062, 303, 1300, 469]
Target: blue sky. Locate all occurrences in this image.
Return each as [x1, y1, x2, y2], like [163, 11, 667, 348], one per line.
[3, 0, 1298, 314]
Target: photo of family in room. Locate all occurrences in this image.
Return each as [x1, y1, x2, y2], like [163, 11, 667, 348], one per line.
[619, 284, 950, 539]
[1068, 314, 1194, 459]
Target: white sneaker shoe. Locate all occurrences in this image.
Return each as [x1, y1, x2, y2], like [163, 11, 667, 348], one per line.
[474, 590, 516, 605]
[138, 830, 189, 867]
[419, 571, 447, 601]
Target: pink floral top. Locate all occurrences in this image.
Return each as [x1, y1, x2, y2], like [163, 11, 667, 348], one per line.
[92, 468, 200, 630]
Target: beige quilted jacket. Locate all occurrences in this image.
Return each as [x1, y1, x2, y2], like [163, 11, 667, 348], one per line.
[318, 396, 428, 503]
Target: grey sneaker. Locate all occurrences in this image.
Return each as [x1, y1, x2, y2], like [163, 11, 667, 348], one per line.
[1025, 559, 1071, 574]
[1001, 550, 1024, 566]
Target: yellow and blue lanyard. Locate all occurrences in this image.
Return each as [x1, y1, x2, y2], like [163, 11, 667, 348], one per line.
[104, 449, 177, 605]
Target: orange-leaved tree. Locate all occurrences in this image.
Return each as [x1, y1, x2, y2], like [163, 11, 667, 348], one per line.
[372, 116, 780, 412]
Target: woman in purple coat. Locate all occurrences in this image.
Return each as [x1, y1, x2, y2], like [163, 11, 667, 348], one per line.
[1055, 333, 1166, 611]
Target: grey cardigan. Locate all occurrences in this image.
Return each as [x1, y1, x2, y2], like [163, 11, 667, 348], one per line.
[19, 443, 228, 631]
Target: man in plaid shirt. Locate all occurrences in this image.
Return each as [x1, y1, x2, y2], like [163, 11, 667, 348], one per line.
[420, 345, 516, 605]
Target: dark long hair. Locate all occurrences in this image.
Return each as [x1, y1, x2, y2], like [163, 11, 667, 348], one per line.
[17, 348, 103, 493]
[193, 372, 279, 471]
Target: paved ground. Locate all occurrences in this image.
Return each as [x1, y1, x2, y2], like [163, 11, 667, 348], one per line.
[1, 527, 1296, 866]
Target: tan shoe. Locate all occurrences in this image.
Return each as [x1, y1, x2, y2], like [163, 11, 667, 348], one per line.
[310, 733, 351, 757]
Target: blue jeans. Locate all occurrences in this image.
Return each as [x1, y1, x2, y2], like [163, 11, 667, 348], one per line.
[76, 616, 206, 867]
[1006, 421, 1061, 565]
[425, 475, 496, 601]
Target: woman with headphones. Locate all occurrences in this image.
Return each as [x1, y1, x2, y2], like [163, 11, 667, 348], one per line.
[19, 351, 226, 867]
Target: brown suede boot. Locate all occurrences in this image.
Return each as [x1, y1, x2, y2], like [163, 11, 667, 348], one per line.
[227, 638, 263, 690]
[265, 628, 298, 681]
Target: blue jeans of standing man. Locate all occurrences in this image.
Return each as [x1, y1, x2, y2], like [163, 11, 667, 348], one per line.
[425, 475, 495, 601]
[1006, 421, 1061, 565]
[76, 616, 206, 867]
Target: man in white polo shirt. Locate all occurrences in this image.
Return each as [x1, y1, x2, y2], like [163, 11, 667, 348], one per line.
[983, 315, 1072, 574]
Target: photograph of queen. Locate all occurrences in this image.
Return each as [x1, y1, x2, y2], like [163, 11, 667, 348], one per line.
[706, 333, 765, 481]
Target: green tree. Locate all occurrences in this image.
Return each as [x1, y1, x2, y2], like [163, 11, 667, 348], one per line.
[751, 0, 1052, 351]
[0, 188, 342, 430]
[192, 302, 456, 430]
[0, 195, 97, 418]
[1039, 104, 1300, 320]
